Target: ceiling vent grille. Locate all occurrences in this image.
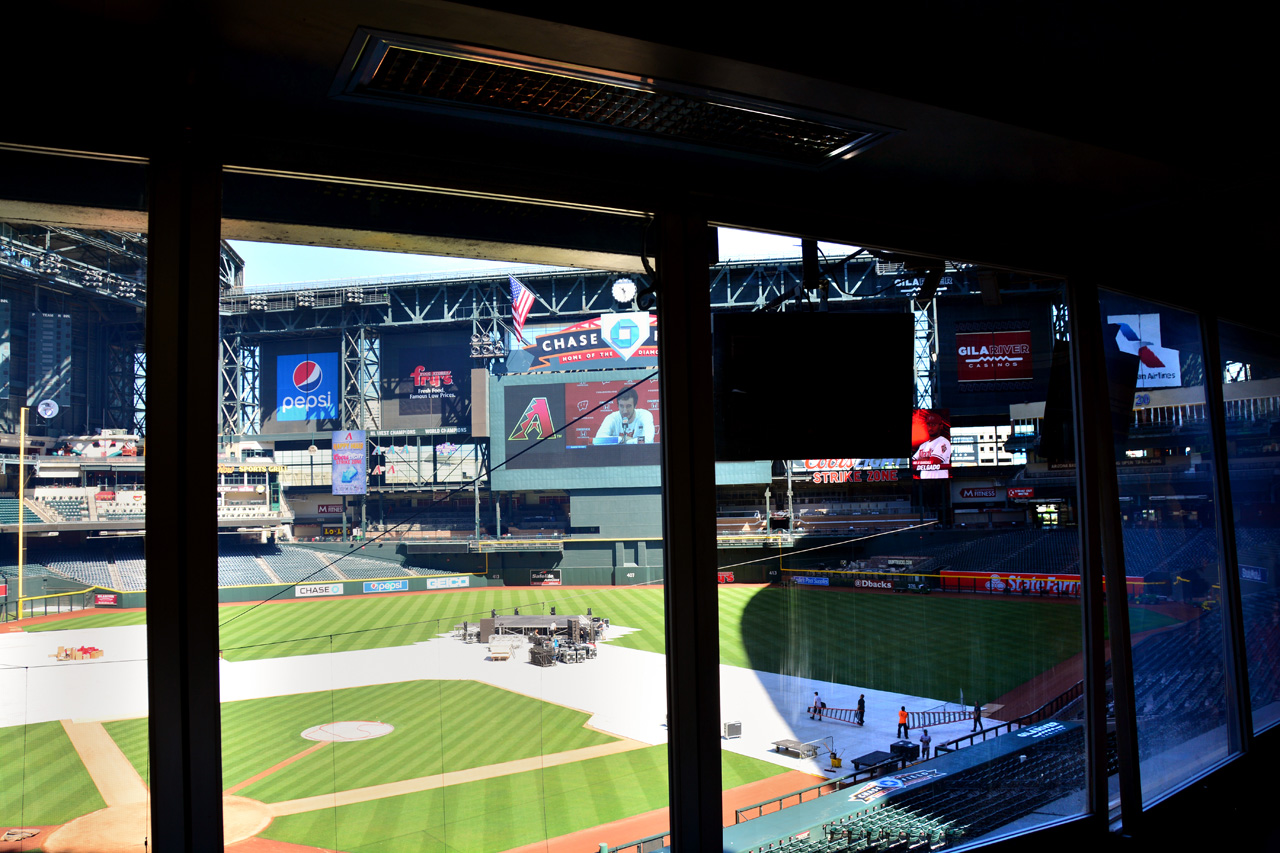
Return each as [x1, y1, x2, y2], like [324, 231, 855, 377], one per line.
[335, 32, 895, 166]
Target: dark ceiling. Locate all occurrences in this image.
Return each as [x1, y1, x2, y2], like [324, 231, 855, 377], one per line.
[2, 1, 1272, 299]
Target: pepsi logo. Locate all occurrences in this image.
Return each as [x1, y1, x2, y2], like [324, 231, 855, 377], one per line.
[293, 360, 324, 393]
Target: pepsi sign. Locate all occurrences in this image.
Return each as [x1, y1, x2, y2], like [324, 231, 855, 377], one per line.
[277, 353, 338, 421]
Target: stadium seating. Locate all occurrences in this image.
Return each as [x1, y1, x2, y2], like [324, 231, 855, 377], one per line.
[0, 498, 43, 525]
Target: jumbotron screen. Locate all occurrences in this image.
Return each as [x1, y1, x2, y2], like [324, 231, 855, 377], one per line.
[910, 408, 951, 480]
[502, 377, 660, 470]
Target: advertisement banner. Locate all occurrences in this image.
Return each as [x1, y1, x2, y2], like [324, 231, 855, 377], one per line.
[331, 430, 367, 496]
[802, 459, 903, 484]
[427, 576, 469, 590]
[853, 577, 893, 590]
[910, 409, 951, 480]
[717, 571, 735, 584]
[95, 593, 118, 606]
[940, 571, 1143, 596]
[364, 580, 409, 593]
[503, 377, 661, 471]
[296, 583, 344, 597]
[958, 487, 999, 500]
[1106, 313, 1182, 389]
[277, 352, 339, 421]
[956, 330, 1032, 381]
[1007, 487, 1035, 500]
[511, 314, 658, 371]
[1, 583, 8, 597]
[316, 504, 343, 514]
[530, 569, 562, 586]
[795, 576, 830, 586]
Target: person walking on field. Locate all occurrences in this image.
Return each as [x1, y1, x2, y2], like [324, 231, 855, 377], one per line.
[972, 700, 982, 732]
[919, 729, 932, 759]
[897, 706, 909, 738]
[856, 694, 866, 726]
[811, 691, 823, 721]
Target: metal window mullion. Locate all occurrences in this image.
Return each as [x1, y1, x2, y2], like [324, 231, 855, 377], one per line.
[1068, 277, 1142, 832]
[144, 142, 225, 853]
[1198, 314, 1251, 748]
[655, 211, 721, 852]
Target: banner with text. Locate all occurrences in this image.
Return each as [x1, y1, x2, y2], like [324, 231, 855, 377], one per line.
[331, 430, 367, 496]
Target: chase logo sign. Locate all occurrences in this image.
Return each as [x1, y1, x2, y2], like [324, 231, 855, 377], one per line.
[277, 353, 338, 421]
[599, 312, 653, 361]
[296, 583, 343, 598]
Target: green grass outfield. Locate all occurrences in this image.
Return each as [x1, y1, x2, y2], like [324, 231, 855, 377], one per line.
[0, 720, 106, 826]
[259, 746, 779, 853]
[25, 586, 1177, 701]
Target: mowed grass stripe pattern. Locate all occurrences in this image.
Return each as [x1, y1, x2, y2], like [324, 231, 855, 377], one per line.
[106, 681, 616, 802]
[216, 588, 668, 661]
[0, 720, 107, 825]
[262, 746, 783, 853]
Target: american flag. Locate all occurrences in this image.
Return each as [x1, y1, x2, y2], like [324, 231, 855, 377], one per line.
[508, 274, 535, 344]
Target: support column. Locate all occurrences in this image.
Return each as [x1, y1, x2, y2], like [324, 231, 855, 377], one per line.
[655, 212, 721, 851]
[145, 141, 224, 853]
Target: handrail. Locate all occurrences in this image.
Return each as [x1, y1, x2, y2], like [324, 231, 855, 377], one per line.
[734, 772, 856, 823]
[934, 679, 1084, 755]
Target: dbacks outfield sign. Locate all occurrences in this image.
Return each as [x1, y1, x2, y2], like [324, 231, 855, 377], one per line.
[940, 570, 1144, 596]
[277, 353, 339, 421]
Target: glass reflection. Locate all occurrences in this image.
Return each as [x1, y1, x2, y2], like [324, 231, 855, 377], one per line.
[712, 235, 1086, 849]
[1098, 293, 1231, 804]
[214, 240, 669, 851]
[1, 217, 151, 850]
[1218, 321, 1280, 733]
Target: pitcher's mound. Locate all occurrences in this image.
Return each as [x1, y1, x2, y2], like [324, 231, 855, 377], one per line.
[43, 795, 271, 853]
[301, 721, 394, 742]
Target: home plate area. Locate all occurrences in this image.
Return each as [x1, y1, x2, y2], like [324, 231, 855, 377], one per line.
[301, 720, 395, 742]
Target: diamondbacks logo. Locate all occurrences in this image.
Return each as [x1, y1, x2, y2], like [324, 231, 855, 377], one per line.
[510, 397, 556, 440]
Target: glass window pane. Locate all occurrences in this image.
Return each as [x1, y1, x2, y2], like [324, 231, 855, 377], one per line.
[214, 201, 669, 850]
[1098, 292, 1232, 803]
[1218, 321, 1280, 733]
[711, 231, 1086, 848]
[2, 193, 150, 849]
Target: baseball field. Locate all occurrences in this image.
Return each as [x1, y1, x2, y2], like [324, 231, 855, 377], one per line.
[1, 583, 1180, 852]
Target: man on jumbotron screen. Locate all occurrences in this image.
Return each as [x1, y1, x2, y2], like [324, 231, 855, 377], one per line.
[911, 409, 951, 480]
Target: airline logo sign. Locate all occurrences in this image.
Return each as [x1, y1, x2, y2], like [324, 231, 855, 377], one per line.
[277, 353, 338, 420]
[297, 583, 344, 597]
[1107, 313, 1182, 388]
[956, 331, 1032, 381]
